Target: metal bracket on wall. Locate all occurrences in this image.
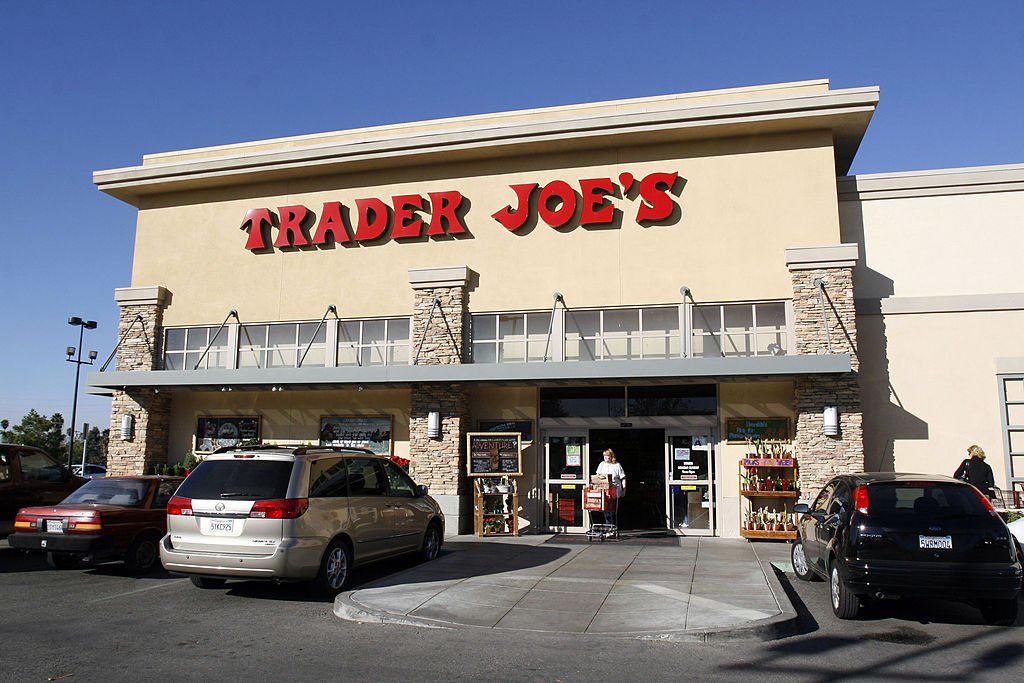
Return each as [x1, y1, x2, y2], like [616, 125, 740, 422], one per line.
[193, 309, 239, 370]
[813, 278, 834, 353]
[542, 292, 566, 362]
[298, 304, 338, 368]
[99, 314, 149, 372]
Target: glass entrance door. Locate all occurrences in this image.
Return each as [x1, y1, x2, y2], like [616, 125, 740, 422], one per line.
[667, 432, 715, 535]
[544, 431, 588, 532]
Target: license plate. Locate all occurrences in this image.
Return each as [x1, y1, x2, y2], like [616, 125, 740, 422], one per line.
[46, 520, 64, 534]
[205, 518, 236, 535]
[919, 535, 952, 549]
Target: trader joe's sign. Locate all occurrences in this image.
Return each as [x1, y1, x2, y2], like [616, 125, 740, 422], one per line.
[466, 432, 522, 477]
[241, 171, 682, 251]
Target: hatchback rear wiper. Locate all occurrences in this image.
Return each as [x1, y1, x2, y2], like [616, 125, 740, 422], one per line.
[219, 492, 258, 498]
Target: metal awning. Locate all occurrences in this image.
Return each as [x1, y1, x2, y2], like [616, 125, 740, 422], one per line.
[86, 354, 852, 395]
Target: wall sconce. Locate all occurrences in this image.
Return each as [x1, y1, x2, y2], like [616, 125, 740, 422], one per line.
[427, 411, 441, 439]
[120, 414, 135, 441]
[823, 405, 839, 437]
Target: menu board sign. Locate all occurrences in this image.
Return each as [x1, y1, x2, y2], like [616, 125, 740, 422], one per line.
[319, 416, 393, 455]
[726, 418, 790, 443]
[196, 416, 261, 451]
[466, 432, 522, 477]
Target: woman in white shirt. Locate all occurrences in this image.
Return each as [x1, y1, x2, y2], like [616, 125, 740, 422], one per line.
[596, 449, 626, 525]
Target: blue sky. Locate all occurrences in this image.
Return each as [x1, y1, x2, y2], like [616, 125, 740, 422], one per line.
[1, 1, 1021, 434]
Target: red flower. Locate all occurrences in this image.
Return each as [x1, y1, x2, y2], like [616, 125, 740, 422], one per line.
[389, 455, 410, 469]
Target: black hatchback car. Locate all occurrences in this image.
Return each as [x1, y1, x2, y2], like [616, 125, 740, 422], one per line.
[792, 473, 1022, 624]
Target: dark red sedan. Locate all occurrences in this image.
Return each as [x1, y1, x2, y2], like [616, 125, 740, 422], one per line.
[9, 476, 184, 573]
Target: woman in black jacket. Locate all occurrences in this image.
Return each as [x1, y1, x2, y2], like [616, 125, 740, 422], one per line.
[954, 444, 996, 499]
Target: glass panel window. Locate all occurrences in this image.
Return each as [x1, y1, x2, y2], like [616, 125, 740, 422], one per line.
[163, 326, 228, 370]
[335, 318, 411, 367]
[471, 312, 552, 363]
[690, 302, 788, 358]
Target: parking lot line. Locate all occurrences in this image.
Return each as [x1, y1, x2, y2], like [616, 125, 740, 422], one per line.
[88, 578, 190, 603]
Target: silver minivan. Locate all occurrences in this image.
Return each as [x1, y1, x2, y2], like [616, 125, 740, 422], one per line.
[159, 446, 444, 594]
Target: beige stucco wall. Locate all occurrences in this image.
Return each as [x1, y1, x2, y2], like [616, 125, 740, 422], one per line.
[842, 175, 1024, 489]
[133, 130, 840, 326]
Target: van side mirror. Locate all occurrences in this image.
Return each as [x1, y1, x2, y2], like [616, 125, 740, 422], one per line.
[793, 503, 810, 515]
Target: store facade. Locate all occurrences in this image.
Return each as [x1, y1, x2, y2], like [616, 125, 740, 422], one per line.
[87, 79, 1024, 536]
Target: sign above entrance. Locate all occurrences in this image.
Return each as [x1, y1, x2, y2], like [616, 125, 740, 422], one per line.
[239, 171, 683, 252]
[466, 432, 523, 477]
[726, 418, 791, 444]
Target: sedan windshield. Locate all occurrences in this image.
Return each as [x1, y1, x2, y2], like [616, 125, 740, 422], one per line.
[63, 479, 149, 507]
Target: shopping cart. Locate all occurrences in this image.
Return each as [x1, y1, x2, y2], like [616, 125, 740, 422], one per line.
[583, 486, 618, 541]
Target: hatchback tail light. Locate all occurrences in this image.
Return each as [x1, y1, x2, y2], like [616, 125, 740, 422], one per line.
[967, 485, 1000, 518]
[853, 485, 870, 515]
[249, 498, 309, 519]
[167, 495, 194, 516]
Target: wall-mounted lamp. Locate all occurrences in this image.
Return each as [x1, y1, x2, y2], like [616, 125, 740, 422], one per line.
[220, 387, 233, 392]
[767, 343, 784, 356]
[427, 411, 441, 439]
[823, 405, 839, 437]
[120, 414, 135, 441]
[679, 286, 691, 299]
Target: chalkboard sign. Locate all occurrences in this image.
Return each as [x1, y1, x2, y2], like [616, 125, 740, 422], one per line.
[726, 418, 790, 444]
[466, 432, 522, 477]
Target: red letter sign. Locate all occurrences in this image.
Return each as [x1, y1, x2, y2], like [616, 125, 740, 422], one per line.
[579, 177, 615, 226]
[242, 208, 273, 250]
[353, 198, 390, 241]
[391, 195, 425, 239]
[274, 205, 310, 247]
[491, 183, 537, 232]
[537, 180, 577, 228]
[311, 201, 351, 245]
[426, 191, 467, 235]
[636, 172, 678, 222]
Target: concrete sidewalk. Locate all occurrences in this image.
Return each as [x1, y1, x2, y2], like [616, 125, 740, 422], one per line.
[334, 534, 798, 642]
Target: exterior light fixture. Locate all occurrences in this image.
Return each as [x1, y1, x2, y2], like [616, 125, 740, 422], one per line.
[66, 316, 98, 469]
[120, 414, 135, 441]
[427, 411, 441, 439]
[823, 405, 839, 437]
[767, 343, 784, 356]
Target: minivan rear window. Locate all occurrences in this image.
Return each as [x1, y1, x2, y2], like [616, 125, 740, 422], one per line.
[175, 460, 293, 500]
[867, 482, 989, 522]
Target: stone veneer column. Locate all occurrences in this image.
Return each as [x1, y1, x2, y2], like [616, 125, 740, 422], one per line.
[407, 266, 472, 533]
[106, 286, 171, 476]
[786, 245, 864, 498]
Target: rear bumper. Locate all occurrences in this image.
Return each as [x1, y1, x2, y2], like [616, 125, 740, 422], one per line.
[844, 559, 1023, 600]
[8, 532, 116, 558]
[158, 534, 324, 582]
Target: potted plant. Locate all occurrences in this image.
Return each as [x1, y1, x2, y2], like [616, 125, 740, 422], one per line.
[182, 450, 198, 476]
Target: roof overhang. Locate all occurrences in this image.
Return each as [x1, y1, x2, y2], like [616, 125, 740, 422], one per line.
[86, 354, 852, 396]
[94, 82, 878, 206]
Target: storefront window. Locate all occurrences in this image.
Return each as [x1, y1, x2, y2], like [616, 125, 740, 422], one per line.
[628, 385, 716, 416]
[564, 307, 678, 361]
[337, 317, 410, 366]
[471, 312, 550, 363]
[163, 326, 229, 370]
[540, 387, 625, 417]
[691, 301, 787, 358]
[239, 322, 326, 369]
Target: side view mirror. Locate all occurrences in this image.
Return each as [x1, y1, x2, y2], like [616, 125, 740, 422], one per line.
[793, 503, 810, 515]
[417, 484, 429, 498]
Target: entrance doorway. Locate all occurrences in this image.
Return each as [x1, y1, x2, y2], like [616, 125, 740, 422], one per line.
[589, 429, 665, 530]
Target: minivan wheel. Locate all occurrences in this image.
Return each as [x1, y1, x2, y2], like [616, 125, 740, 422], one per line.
[125, 534, 160, 574]
[315, 539, 351, 596]
[830, 561, 861, 619]
[190, 576, 227, 589]
[791, 540, 818, 582]
[47, 552, 78, 570]
[980, 598, 1019, 626]
[420, 523, 442, 562]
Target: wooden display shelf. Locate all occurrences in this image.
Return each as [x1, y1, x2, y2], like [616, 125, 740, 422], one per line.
[740, 490, 798, 498]
[473, 478, 520, 536]
[740, 528, 797, 540]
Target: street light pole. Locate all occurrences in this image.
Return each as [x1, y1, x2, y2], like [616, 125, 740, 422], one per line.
[66, 317, 97, 470]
